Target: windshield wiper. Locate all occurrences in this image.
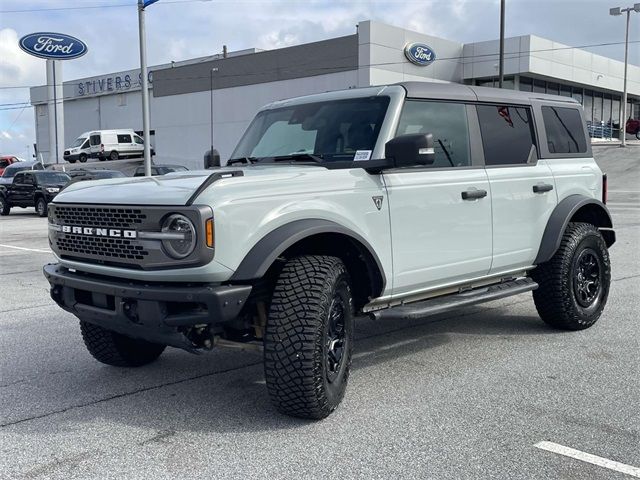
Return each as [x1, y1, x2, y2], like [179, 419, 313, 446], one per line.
[269, 153, 324, 163]
[227, 157, 258, 165]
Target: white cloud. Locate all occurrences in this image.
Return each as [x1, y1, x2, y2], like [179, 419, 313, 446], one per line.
[1, 131, 13, 140]
[0, 28, 45, 88]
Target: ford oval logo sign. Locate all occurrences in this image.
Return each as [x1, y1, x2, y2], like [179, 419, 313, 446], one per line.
[404, 43, 436, 67]
[19, 32, 88, 60]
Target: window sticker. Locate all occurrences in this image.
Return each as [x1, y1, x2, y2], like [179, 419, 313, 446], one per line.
[353, 150, 372, 161]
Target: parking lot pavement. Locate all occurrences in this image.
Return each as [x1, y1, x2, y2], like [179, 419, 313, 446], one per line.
[1, 147, 639, 479]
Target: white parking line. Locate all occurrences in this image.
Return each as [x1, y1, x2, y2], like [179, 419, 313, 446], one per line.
[535, 441, 640, 478]
[0, 244, 51, 254]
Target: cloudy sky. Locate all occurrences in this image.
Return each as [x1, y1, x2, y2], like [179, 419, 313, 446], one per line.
[0, 0, 638, 157]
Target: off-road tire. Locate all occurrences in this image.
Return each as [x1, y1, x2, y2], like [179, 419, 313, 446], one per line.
[35, 197, 47, 217]
[532, 222, 610, 330]
[264, 255, 354, 419]
[109, 150, 119, 161]
[0, 196, 10, 216]
[79, 153, 88, 163]
[80, 321, 166, 367]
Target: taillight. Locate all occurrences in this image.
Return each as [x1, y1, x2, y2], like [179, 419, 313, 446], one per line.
[100, 143, 104, 152]
[602, 173, 608, 204]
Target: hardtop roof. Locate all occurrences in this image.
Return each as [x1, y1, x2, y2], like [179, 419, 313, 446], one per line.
[397, 81, 580, 105]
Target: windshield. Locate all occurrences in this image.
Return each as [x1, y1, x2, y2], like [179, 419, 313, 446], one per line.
[71, 137, 87, 148]
[2, 166, 28, 178]
[34, 172, 71, 184]
[231, 96, 390, 162]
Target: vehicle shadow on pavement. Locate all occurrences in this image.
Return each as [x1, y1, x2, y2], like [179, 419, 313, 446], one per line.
[5, 297, 566, 438]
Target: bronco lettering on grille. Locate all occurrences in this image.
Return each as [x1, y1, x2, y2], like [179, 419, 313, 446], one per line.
[61, 225, 137, 238]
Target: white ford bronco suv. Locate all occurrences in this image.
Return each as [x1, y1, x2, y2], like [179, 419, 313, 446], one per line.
[44, 82, 615, 419]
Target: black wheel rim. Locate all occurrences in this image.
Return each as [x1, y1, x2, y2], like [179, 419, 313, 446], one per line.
[326, 294, 347, 383]
[573, 248, 602, 308]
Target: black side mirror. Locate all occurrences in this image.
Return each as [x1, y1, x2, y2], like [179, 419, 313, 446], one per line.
[204, 149, 221, 169]
[385, 133, 435, 168]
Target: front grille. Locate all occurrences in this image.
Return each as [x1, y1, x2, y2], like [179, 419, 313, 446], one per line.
[52, 205, 147, 229]
[56, 234, 149, 261]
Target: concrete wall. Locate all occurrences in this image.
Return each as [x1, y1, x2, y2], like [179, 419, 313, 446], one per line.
[358, 20, 464, 87]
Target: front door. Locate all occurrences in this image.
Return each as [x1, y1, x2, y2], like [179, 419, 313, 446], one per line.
[475, 104, 558, 273]
[383, 100, 493, 298]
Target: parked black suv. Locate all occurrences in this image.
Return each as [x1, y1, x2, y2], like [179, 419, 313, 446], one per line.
[0, 171, 70, 217]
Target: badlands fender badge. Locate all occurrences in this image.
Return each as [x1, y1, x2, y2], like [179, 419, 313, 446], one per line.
[372, 196, 384, 211]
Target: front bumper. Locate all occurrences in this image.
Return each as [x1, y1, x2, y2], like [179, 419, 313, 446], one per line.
[44, 263, 252, 350]
[63, 153, 80, 162]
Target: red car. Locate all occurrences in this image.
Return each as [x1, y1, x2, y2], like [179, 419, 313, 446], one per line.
[626, 119, 640, 139]
[0, 156, 21, 176]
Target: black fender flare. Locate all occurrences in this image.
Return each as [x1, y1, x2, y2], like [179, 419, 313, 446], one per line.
[534, 194, 614, 265]
[230, 218, 386, 291]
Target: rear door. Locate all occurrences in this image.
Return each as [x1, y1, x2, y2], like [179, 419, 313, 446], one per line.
[477, 104, 557, 273]
[89, 133, 101, 158]
[383, 100, 492, 297]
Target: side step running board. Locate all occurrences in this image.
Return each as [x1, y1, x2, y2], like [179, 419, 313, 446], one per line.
[371, 278, 538, 321]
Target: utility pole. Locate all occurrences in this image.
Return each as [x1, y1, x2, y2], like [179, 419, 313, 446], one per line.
[137, 0, 159, 175]
[498, 0, 505, 88]
[610, 3, 640, 147]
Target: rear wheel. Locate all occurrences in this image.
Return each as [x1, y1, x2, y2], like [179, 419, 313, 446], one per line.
[532, 222, 610, 330]
[80, 321, 166, 367]
[35, 197, 47, 217]
[264, 255, 354, 419]
[0, 196, 10, 216]
[109, 150, 119, 161]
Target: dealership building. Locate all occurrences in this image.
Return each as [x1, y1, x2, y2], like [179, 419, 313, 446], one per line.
[30, 20, 640, 168]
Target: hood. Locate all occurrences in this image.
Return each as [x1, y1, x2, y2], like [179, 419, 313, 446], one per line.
[52, 165, 324, 206]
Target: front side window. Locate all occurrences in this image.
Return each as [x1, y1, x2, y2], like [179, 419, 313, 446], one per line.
[396, 100, 471, 168]
[542, 106, 587, 154]
[134, 135, 144, 145]
[231, 97, 390, 162]
[477, 105, 536, 165]
[117, 134, 132, 144]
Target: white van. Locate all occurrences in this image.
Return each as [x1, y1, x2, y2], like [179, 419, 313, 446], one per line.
[87, 129, 151, 161]
[63, 133, 92, 163]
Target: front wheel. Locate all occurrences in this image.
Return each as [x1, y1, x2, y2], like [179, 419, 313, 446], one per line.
[79, 153, 88, 163]
[0, 196, 10, 216]
[264, 255, 354, 419]
[35, 197, 47, 217]
[80, 321, 166, 367]
[532, 222, 611, 330]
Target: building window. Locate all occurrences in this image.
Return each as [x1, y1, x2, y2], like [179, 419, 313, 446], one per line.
[547, 82, 560, 96]
[37, 105, 47, 116]
[583, 90, 594, 121]
[560, 85, 572, 97]
[572, 88, 583, 105]
[533, 79, 546, 94]
[477, 104, 536, 166]
[519, 77, 533, 92]
[603, 94, 612, 124]
[593, 92, 603, 122]
[612, 96, 621, 126]
[542, 106, 588, 154]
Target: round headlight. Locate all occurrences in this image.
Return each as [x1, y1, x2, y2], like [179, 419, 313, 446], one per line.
[161, 214, 196, 259]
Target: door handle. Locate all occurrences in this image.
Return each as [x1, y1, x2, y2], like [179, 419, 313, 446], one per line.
[461, 189, 487, 200]
[533, 183, 554, 193]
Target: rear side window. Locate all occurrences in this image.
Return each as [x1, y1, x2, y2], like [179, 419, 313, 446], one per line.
[117, 134, 132, 144]
[0, 159, 8, 168]
[90, 135, 101, 146]
[477, 105, 536, 165]
[396, 100, 471, 168]
[541, 106, 587, 154]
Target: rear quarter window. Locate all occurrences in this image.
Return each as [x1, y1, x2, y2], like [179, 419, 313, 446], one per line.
[541, 106, 587, 154]
[477, 105, 536, 166]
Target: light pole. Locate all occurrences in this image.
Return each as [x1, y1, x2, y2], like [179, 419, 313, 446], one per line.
[610, 3, 640, 147]
[137, 0, 159, 176]
[498, 0, 505, 88]
[210, 67, 218, 156]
